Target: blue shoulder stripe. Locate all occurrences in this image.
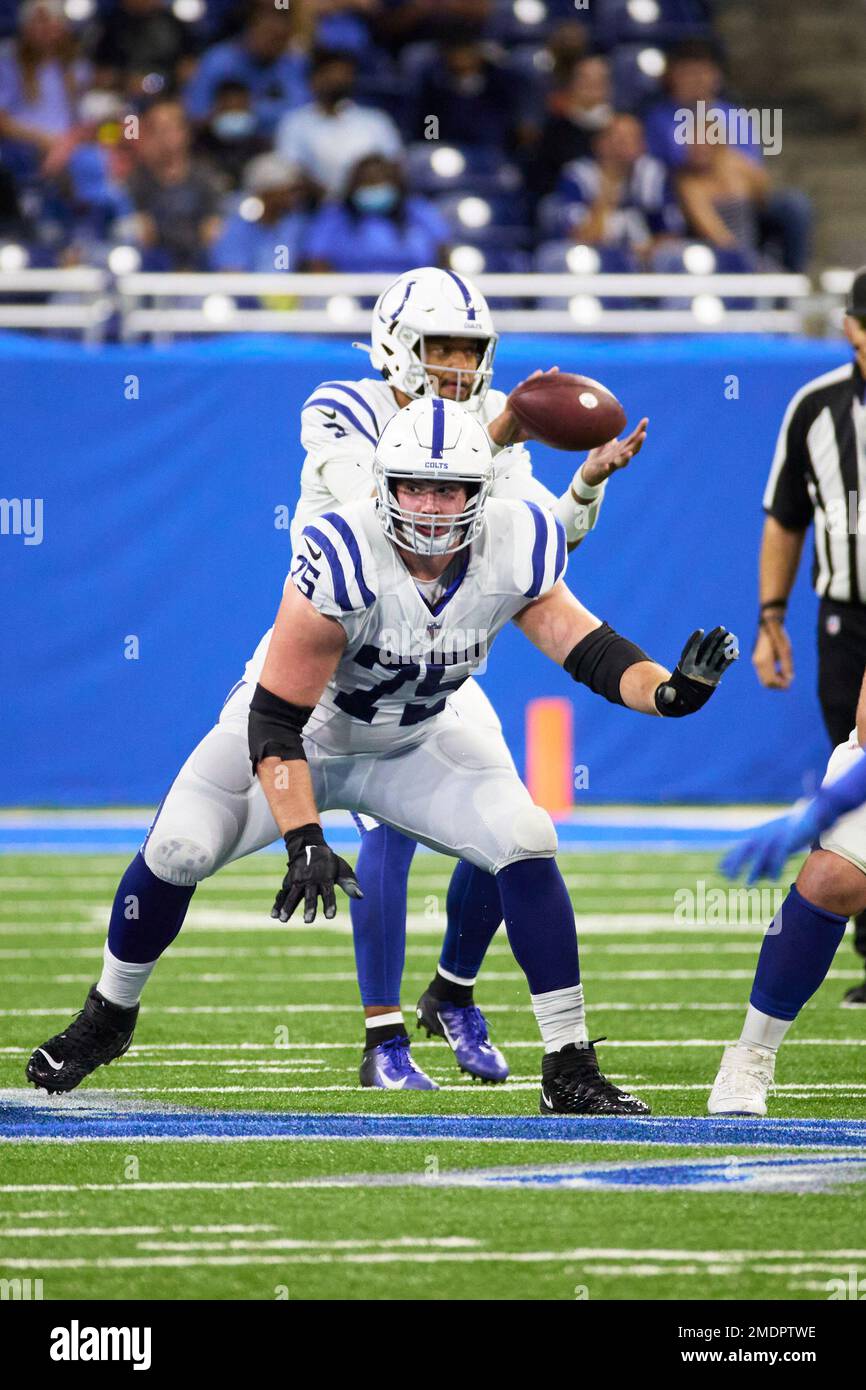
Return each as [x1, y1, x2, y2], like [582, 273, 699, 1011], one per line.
[302, 524, 352, 612]
[320, 511, 376, 608]
[306, 397, 377, 447]
[317, 382, 380, 436]
[523, 501, 549, 598]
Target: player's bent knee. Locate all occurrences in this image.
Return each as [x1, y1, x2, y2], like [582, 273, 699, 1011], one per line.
[144, 834, 217, 887]
[495, 805, 558, 867]
[797, 848, 866, 918]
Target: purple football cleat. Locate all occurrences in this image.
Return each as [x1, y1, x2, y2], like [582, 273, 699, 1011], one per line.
[359, 1035, 439, 1090]
[416, 990, 509, 1083]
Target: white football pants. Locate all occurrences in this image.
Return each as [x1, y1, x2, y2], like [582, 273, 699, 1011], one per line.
[142, 679, 556, 887]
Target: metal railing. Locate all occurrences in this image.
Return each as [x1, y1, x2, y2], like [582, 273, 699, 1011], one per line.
[0, 267, 850, 340]
[0, 267, 111, 339]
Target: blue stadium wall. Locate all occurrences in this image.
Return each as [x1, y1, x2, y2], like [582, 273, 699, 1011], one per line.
[1, 330, 846, 807]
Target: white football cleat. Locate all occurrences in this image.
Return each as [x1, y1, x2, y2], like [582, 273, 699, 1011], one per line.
[707, 1043, 775, 1116]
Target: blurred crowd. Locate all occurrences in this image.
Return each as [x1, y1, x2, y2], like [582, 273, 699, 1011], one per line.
[0, 0, 812, 281]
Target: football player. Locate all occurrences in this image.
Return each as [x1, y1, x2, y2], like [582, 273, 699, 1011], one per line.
[28, 264, 648, 1094]
[295, 266, 648, 1086]
[708, 667, 866, 1116]
[27, 398, 735, 1111]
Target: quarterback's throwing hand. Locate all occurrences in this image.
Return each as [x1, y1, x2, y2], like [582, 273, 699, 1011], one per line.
[654, 626, 739, 717]
[273, 823, 362, 924]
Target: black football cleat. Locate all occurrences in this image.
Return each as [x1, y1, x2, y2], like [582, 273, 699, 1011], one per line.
[25, 984, 139, 1094]
[842, 981, 866, 1007]
[539, 1040, 651, 1116]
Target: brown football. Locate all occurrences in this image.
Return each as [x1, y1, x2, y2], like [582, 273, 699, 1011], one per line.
[507, 372, 627, 450]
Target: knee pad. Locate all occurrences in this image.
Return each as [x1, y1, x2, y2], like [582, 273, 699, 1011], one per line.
[510, 804, 558, 858]
[144, 834, 217, 887]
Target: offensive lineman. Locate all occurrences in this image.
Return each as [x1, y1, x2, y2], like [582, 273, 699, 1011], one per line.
[295, 267, 647, 1087]
[27, 398, 735, 1111]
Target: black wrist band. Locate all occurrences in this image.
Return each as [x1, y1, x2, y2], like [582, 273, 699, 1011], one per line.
[283, 823, 326, 859]
[759, 599, 787, 613]
[654, 670, 714, 718]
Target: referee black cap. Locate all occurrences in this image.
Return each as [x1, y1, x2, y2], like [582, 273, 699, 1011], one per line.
[845, 267, 866, 317]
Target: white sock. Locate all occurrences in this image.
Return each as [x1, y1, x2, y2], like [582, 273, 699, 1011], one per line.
[365, 1011, 404, 1033]
[530, 983, 587, 1053]
[97, 944, 158, 1008]
[436, 964, 477, 987]
[739, 1004, 791, 1053]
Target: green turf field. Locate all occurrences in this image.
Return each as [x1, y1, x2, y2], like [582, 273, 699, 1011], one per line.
[2, 849, 865, 1301]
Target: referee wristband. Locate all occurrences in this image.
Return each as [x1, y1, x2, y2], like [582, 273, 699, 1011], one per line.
[758, 599, 787, 628]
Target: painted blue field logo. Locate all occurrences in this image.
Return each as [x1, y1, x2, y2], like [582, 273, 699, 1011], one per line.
[301, 1154, 866, 1194]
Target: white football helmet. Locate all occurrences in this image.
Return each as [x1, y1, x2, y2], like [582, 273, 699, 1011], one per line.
[373, 396, 494, 556]
[363, 266, 498, 410]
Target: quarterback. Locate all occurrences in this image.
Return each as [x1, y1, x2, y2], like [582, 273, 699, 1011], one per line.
[27, 398, 735, 1112]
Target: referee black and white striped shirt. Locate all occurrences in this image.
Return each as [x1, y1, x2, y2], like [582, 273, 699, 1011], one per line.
[763, 360, 866, 602]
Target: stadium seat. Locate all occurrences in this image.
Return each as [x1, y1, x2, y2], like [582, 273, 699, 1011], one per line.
[484, 0, 590, 46]
[610, 43, 669, 109]
[535, 193, 582, 240]
[534, 239, 637, 273]
[405, 143, 523, 198]
[452, 245, 531, 274]
[593, 0, 713, 48]
[434, 192, 532, 250]
[650, 240, 762, 308]
[533, 238, 641, 307]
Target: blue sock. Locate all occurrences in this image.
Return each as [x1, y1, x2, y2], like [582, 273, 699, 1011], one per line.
[351, 824, 418, 1006]
[496, 858, 580, 995]
[439, 860, 503, 980]
[751, 884, 848, 1020]
[107, 852, 195, 963]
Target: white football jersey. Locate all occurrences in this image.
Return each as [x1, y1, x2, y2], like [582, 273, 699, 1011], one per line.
[292, 375, 558, 545]
[245, 497, 567, 756]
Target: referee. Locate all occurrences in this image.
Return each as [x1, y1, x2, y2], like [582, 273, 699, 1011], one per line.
[755, 266, 866, 1005]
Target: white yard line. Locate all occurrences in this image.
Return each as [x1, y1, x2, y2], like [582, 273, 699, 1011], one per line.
[0, 872, 708, 891]
[0, 1247, 861, 1271]
[0, 974, 804, 989]
[0, 1224, 278, 1238]
[0, 914, 778, 935]
[0, 942, 771, 960]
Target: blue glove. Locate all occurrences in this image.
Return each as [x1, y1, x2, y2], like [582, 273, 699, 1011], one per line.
[720, 804, 823, 884]
[722, 751, 866, 883]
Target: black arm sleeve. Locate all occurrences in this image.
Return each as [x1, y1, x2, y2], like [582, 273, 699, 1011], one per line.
[563, 622, 651, 706]
[248, 683, 314, 772]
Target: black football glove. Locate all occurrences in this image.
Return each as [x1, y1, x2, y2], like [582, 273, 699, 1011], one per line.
[272, 823, 363, 924]
[654, 626, 738, 717]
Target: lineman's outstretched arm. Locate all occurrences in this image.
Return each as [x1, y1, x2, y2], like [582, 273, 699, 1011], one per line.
[250, 581, 361, 922]
[514, 581, 738, 716]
